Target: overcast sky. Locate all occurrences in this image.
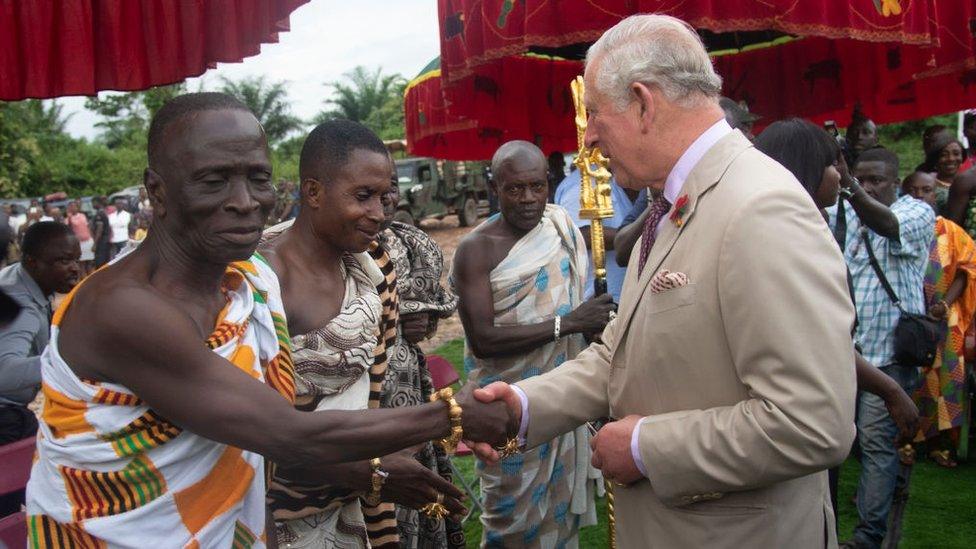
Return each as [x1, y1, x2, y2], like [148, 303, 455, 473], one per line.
[60, 0, 440, 139]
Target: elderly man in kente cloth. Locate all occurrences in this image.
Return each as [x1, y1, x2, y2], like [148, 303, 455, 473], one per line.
[261, 120, 469, 548]
[25, 93, 512, 548]
[377, 159, 464, 548]
[453, 140, 615, 547]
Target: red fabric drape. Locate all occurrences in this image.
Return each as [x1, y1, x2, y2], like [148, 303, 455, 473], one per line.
[406, 55, 582, 160]
[0, 0, 308, 100]
[438, 0, 939, 83]
[407, 0, 976, 160]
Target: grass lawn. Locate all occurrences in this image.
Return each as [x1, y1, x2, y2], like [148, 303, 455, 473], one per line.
[432, 338, 976, 548]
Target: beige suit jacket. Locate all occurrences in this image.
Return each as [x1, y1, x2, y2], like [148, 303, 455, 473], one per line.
[517, 131, 857, 548]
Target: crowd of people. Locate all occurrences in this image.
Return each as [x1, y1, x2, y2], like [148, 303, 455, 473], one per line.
[0, 191, 154, 275]
[0, 13, 973, 549]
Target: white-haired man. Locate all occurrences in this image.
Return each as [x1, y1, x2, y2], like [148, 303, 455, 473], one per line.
[471, 14, 857, 547]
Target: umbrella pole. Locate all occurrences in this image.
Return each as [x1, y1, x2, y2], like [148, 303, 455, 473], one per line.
[572, 75, 617, 548]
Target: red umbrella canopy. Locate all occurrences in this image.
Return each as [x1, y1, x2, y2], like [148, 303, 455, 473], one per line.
[407, 0, 976, 159]
[0, 0, 308, 100]
[438, 0, 938, 84]
[405, 55, 582, 160]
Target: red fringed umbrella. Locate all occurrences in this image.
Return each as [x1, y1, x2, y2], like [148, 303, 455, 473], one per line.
[438, 0, 938, 84]
[0, 0, 308, 100]
[405, 55, 582, 160]
[406, 0, 976, 159]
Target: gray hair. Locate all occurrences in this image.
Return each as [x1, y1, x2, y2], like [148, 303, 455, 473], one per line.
[587, 14, 722, 110]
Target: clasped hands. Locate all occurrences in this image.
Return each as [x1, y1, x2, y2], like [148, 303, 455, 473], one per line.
[464, 381, 645, 486]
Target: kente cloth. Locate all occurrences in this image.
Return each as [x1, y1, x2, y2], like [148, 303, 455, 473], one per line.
[363, 242, 401, 549]
[25, 254, 295, 549]
[457, 205, 603, 548]
[914, 217, 976, 442]
[378, 224, 464, 549]
[261, 220, 392, 548]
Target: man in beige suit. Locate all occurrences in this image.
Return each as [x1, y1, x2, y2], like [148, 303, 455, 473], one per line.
[472, 14, 857, 548]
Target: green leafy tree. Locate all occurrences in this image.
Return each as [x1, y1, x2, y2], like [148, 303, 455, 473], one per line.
[219, 76, 303, 145]
[0, 99, 74, 197]
[84, 84, 184, 149]
[271, 134, 305, 182]
[318, 66, 406, 140]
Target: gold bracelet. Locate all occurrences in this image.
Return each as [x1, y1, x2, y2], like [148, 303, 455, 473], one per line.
[364, 457, 388, 506]
[430, 387, 463, 455]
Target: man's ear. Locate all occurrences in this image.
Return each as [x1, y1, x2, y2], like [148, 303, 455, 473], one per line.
[144, 168, 166, 219]
[631, 82, 656, 133]
[302, 178, 322, 209]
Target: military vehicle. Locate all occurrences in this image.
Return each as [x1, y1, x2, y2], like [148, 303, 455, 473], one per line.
[394, 157, 489, 227]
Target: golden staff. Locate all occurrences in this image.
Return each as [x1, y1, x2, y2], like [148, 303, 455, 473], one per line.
[571, 75, 617, 548]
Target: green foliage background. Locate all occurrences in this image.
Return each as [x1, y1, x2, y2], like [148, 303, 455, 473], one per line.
[0, 65, 410, 199]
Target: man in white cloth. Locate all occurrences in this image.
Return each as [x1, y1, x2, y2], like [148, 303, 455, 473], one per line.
[453, 141, 614, 547]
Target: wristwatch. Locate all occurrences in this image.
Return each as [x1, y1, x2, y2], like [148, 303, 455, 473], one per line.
[839, 176, 860, 201]
[364, 457, 389, 506]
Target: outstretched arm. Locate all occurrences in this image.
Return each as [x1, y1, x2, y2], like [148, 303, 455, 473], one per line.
[72, 289, 513, 470]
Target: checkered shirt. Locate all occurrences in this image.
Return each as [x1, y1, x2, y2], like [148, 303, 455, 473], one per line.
[826, 194, 935, 367]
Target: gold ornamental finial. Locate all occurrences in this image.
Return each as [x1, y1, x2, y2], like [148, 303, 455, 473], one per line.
[571, 76, 614, 221]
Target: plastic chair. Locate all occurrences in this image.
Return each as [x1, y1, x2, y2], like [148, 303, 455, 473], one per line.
[0, 513, 27, 548]
[425, 354, 483, 521]
[426, 354, 460, 389]
[0, 436, 36, 548]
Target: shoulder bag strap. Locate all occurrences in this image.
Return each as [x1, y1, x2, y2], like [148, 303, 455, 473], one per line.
[860, 226, 905, 313]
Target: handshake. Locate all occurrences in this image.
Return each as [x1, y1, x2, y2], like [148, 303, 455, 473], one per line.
[370, 379, 644, 518]
[461, 381, 645, 486]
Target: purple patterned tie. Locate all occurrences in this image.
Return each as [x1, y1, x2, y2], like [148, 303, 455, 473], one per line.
[637, 194, 672, 275]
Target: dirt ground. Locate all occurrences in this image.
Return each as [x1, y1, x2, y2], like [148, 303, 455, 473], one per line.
[416, 216, 477, 353]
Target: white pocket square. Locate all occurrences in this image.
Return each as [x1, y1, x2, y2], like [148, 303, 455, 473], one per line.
[650, 269, 690, 294]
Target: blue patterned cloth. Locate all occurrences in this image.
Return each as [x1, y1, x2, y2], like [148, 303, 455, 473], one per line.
[454, 205, 602, 548]
[826, 194, 935, 367]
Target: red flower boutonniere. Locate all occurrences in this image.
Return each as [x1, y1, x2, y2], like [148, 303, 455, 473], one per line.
[670, 195, 690, 227]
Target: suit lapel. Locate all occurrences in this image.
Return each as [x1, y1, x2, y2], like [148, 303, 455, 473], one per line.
[614, 131, 753, 340]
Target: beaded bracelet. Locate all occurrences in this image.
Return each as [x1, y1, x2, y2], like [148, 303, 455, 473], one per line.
[430, 387, 463, 455]
[364, 457, 388, 506]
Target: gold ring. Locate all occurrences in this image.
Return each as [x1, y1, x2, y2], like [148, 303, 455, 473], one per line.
[421, 502, 449, 519]
[494, 437, 521, 459]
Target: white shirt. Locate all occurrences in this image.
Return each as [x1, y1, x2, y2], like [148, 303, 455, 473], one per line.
[9, 214, 26, 234]
[655, 118, 734, 236]
[108, 210, 132, 244]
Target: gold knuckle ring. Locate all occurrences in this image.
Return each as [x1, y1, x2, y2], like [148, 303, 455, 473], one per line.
[421, 502, 449, 519]
[493, 437, 521, 459]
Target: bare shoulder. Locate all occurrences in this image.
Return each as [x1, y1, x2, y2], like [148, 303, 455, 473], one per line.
[256, 239, 286, 280]
[58, 266, 200, 380]
[454, 217, 505, 276]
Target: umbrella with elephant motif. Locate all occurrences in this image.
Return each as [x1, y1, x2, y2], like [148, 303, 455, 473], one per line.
[406, 0, 976, 159]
